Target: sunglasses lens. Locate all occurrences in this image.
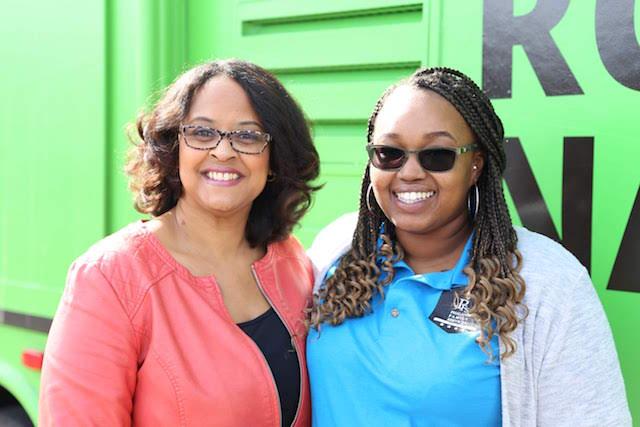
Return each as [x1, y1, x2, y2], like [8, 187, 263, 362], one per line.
[419, 149, 456, 172]
[369, 146, 406, 170]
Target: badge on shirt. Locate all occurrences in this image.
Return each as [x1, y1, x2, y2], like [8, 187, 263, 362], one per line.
[429, 290, 480, 334]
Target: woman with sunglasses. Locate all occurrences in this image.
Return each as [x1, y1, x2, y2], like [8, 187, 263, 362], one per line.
[306, 68, 631, 426]
[40, 59, 319, 426]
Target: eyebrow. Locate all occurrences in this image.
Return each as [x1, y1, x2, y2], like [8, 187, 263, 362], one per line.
[238, 120, 262, 127]
[188, 117, 262, 128]
[379, 131, 458, 142]
[190, 116, 213, 123]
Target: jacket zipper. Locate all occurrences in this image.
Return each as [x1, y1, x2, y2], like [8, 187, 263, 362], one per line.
[251, 266, 303, 427]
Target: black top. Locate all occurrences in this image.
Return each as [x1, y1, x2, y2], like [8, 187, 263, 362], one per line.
[238, 308, 300, 427]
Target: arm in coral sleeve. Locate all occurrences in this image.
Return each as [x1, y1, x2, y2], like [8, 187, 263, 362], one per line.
[39, 260, 139, 427]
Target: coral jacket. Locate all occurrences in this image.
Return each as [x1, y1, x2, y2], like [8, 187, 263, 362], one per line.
[39, 221, 313, 427]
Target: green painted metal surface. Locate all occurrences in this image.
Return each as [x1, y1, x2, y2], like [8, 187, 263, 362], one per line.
[0, 0, 638, 424]
[0, 1, 107, 423]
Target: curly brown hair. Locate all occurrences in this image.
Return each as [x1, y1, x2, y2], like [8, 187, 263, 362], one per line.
[126, 59, 321, 248]
[310, 67, 527, 359]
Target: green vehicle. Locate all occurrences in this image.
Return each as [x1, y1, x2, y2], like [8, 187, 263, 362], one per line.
[1, 1, 638, 424]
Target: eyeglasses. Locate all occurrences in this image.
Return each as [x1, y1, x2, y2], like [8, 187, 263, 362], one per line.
[366, 143, 478, 172]
[180, 125, 270, 155]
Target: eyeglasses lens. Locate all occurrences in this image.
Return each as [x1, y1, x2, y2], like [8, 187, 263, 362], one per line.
[369, 146, 458, 172]
[183, 127, 268, 154]
[184, 127, 221, 148]
[418, 149, 456, 172]
[371, 146, 405, 169]
[229, 131, 268, 154]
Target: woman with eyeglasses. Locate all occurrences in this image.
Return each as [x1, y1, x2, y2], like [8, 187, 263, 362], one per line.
[306, 68, 631, 426]
[40, 59, 319, 426]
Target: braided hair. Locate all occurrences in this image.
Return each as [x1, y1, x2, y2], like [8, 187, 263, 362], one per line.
[309, 67, 527, 359]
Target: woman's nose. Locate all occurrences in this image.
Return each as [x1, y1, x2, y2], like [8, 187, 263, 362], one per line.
[398, 153, 426, 180]
[209, 136, 237, 161]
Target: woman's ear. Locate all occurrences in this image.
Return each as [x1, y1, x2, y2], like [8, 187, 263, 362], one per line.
[471, 152, 485, 184]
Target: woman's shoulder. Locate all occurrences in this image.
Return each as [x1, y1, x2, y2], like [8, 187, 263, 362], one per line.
[76, 220, 147, 262]
[306, 212, 358, 291]
[514, 226, 587, 278]
[308, 212, 356, 262]
[71, 220, 174, 288]
[514, 226, 595, 309]
[269, 234, 314, 273]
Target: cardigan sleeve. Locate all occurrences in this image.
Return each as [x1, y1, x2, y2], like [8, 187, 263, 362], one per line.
[39, 260, 139, 426]
[306, 212, 357, 292]
[535, 269, 632, 426]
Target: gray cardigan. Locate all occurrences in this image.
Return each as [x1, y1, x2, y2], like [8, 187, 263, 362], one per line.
[307, 213, 632, 427]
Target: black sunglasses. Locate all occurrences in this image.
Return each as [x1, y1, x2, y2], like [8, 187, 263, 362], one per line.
[366, 143, 478, 172]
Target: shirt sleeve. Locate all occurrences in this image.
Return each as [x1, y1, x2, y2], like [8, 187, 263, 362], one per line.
[536, 269, 632, 426]
[39, 260, 139, 427]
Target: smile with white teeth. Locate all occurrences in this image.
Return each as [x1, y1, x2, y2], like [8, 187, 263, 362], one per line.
[205, 171, 240, 181]
[395, 191, 436, 204]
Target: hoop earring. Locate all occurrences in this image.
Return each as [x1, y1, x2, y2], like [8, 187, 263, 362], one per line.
[366, 183, 375, 212]
[467, 184, 480, 221]
[267, 172, 276, 182]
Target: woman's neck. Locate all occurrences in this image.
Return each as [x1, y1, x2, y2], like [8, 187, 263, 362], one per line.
[395, 217, 472, 275]
[169, 198, 255, 264]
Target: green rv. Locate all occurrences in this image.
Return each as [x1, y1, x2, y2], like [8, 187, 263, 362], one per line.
[1, 0, 638, 425]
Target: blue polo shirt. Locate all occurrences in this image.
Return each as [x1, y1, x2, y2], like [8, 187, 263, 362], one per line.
[306, 234, 501, 427]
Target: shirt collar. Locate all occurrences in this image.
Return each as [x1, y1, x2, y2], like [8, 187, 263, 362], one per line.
[383, 231, 474, 291]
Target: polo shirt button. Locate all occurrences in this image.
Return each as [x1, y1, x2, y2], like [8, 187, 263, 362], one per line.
[391, 308, 400, 318]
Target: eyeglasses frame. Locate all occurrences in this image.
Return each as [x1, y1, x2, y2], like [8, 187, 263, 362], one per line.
[366, 142, 479, 172]
[179, 124, 271, 155]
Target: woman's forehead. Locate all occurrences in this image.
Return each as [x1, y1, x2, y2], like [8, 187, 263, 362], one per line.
[373, 85, 473, 142]
[186, 76, 260, 124]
